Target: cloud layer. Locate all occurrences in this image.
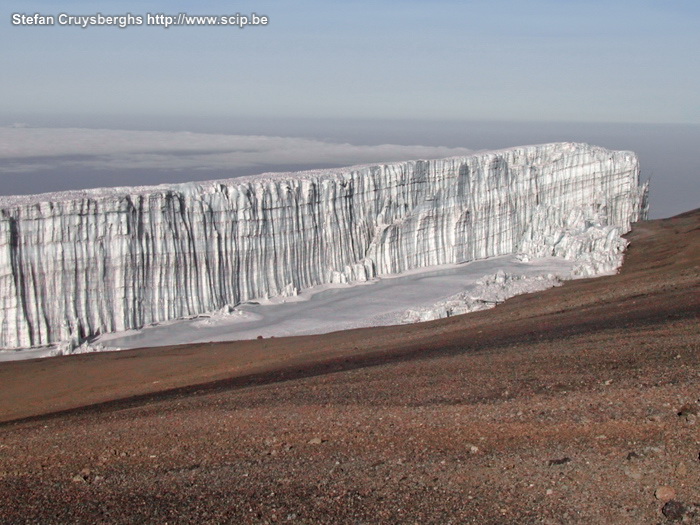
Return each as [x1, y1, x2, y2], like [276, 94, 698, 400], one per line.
[0, 127, 473, 177]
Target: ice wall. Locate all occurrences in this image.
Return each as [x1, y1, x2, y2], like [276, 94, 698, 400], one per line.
[0, 142, 648, 349]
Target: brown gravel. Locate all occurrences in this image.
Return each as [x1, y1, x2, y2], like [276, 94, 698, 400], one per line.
[0, 209, 698, 524]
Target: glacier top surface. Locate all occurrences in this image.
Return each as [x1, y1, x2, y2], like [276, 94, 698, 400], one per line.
[0, 142, 635, 208]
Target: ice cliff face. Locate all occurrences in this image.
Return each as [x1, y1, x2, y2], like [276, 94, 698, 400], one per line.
[0, 142, 648, 349]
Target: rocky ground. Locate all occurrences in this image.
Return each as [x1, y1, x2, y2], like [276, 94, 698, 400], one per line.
[0, 209, 698, 524]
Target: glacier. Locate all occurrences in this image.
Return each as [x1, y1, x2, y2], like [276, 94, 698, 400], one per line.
[0, 142, 648, 351]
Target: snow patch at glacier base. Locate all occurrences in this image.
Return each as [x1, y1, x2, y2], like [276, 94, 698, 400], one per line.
[401, 270, 564, 323]
[33, 255, 577, 359]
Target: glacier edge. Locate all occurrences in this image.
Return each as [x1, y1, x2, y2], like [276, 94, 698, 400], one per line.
[0, 142, 648, 350]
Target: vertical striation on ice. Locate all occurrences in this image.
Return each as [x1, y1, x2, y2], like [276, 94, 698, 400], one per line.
[0, 142, 648, 349]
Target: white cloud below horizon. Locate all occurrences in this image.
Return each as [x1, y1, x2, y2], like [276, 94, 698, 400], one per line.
[0, 127, 474, 177]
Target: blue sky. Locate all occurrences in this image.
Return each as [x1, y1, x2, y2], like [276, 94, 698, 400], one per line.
[2, 0, 699, 124]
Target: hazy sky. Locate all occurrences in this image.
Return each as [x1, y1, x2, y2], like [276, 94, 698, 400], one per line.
[2, 0, 699, 124]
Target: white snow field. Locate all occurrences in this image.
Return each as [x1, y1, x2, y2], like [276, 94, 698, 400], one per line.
[90, 256, 573, 352]
[0, 142, 648, 359]
[0, 255, 573, 360]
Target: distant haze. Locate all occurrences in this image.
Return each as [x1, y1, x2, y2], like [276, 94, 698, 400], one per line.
[0, 118, 696, 219]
